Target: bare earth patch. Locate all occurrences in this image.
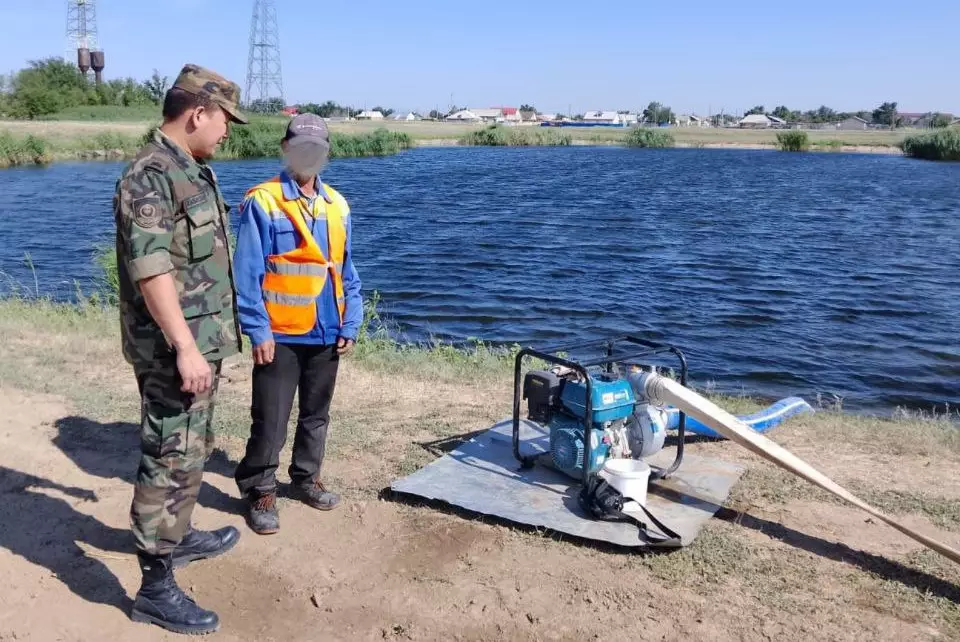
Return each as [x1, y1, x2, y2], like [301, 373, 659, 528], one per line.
[0, 303, 957, 640]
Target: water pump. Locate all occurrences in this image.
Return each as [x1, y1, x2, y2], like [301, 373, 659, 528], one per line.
[517, 337, 686, 483]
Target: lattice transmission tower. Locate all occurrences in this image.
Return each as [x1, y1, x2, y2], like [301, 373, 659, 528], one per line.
[65, 0, 105, 83]
[245, 0, 285, 110]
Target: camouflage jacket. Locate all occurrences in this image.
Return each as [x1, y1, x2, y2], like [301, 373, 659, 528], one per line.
[113, 129, 241, 366]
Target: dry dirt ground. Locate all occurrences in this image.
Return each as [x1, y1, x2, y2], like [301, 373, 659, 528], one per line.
[0, 302, 958, 641]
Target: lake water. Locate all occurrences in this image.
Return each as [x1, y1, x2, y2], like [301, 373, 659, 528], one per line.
[0, 147, 958, 413]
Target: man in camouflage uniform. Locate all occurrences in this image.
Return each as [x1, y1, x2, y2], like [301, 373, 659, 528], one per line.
[113, 63, 247, 636]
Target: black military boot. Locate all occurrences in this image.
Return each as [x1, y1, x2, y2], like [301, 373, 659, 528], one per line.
[130, 552, 220, 635]
[171, 524, 241, 569]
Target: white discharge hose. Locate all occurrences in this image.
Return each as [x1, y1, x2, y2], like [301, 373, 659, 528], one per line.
[634, 373, 960, 565]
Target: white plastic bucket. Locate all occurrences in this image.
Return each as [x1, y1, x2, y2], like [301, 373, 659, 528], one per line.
[600, 459, 651, 505]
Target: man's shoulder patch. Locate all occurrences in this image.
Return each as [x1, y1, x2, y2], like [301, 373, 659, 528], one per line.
[133, 194, 163, 228]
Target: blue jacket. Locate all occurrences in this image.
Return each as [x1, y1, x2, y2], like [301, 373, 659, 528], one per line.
[234, 170, 363, 347]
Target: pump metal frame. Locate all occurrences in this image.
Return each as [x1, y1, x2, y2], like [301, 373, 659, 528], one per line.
[512, 336, 688, 488]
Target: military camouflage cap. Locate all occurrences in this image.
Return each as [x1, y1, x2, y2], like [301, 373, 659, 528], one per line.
[172, 63, 249, 124]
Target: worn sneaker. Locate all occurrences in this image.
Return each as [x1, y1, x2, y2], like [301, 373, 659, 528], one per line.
[289, 479, 341, 511]
[246, 493, 280, 535]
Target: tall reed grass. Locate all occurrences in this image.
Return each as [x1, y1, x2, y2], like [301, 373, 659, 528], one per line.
[0, 132, 52, 167]
[459, 125, 572, 147]
[164, 119, 414, 160]
[901, 127, 960, 161]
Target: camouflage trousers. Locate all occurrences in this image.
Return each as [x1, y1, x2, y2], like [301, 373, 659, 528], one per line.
[130, 357, 222, 556]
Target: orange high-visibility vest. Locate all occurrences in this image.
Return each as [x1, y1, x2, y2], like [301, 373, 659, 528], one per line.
[244, 177, 347, 336]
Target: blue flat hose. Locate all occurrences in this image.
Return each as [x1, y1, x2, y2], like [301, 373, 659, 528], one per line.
[664, 396, 814, 438]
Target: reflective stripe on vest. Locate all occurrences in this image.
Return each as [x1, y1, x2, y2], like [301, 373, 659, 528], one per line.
[245, 177, 347, 336]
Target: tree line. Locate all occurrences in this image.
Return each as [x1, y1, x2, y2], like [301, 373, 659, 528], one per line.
[0, 58, 168, 119]
[743, 102, 952, 128]
[1, 58, 954, 130]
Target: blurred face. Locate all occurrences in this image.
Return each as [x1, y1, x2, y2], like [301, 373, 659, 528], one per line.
[281, 138, 330, 183]
[187, 105, 230, 159]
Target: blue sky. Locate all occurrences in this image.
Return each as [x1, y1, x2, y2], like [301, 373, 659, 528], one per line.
[1, 0, 957, 116]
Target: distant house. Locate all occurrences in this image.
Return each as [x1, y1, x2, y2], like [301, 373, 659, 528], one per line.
[837, 116, 868, 131]
[910, 112, 955, 128]
[498, 107, 522, 123]
[446, 109, 481, 122]
[618, 112, 639, 125]
[519, 110, 538, 123]
[583, 111, 621, 124]
[391, 112, 420, 121]
[465, 107, 521, 123]
[677, 114, 709, 128]
[471, 108, 504, 123]
[895, 112, 925, 127]
[356, 110, 384, 120]
[538, 113, 557, 122]
[952, 118, 960, 127]
[738, 113, 785, 129]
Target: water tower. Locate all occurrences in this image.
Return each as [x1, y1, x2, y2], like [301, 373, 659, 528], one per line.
[66, 0, 105, 84]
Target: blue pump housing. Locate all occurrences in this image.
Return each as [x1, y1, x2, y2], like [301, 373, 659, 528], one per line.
[548, 414, 609, 479]
[560, 375, 635, 424]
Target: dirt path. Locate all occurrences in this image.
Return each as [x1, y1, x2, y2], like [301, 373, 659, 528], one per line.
[1, 305, 958, 640]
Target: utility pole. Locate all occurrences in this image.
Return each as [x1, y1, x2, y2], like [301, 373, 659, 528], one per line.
[246, 0, 285, 111]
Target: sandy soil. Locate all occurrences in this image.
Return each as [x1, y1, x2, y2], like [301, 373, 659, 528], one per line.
[0, 304, 958, 641]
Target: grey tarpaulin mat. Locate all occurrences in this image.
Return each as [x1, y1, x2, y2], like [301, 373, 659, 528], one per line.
[390, 418, 745, 548]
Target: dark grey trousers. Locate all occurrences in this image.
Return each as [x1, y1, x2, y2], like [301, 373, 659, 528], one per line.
[235, 343, 339, 497]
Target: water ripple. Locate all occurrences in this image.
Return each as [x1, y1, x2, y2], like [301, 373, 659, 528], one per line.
[0, 147, 958, 413]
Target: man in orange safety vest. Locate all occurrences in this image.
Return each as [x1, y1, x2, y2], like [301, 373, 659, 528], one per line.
[232, 114, 363, 535]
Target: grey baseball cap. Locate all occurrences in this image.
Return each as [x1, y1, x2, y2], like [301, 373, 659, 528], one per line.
[284, 113, 330, 169]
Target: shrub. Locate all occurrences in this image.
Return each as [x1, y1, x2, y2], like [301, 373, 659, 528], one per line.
[623, 127, 675, 148]
[775, 130, 810, 152]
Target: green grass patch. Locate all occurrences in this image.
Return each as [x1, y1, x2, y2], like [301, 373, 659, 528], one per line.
[623, 127, 675, 148]
[458, 125, 572, 147]
[0, 132, 51, 167]
[776, 130, 810, 152]
[0, 129, 146, 166]
[812, 139, 844, 150]
[901, 127, 960, 161]
[38, 105, 161, 122]
[0, 121, 412, 167]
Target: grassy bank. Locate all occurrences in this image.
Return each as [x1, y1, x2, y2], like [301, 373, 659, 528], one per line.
[900, 127, 960, 161]
[0, 117, 914, 163]
[0, 118, 412, 167]
[216, 117, 413, 159]
[36, 104, 161, 122]
[0, 296, 958, 639]
[0, 129, 142, 167]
